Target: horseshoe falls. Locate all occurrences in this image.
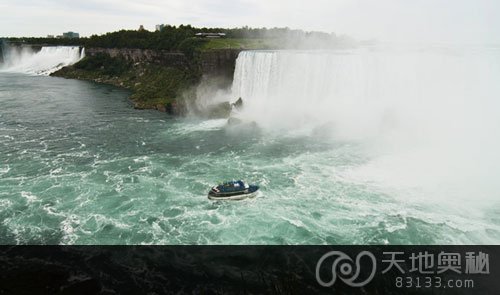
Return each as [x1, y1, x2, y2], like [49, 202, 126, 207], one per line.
[1, 46, 500, 245]
[0, 45, 84, 75]
[232, 48, 500, 201]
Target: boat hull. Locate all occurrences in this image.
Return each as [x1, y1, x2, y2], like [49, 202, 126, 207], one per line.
[208, 191, 258, 200]
[208, 185, 259, 201]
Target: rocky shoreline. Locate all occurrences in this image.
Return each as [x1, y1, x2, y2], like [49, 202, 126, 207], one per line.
[52, 48, 243, 115]
[52, 63, 182, 113]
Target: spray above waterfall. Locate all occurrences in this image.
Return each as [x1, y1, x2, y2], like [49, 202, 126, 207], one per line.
[0, 44, 84, 75]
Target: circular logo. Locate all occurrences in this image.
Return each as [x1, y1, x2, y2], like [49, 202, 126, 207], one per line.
[316, 251, 377, 288]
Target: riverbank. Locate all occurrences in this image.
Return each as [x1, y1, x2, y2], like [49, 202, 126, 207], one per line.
[51, 47, 242, 115]
[52, 55, 196, 114]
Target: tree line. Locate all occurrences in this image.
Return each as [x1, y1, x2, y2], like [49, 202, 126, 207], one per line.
[3, 25, 348, 51]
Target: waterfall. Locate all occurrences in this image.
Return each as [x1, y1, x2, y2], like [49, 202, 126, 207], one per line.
[231, 49, 403, 135]
[231, 48, 500, 138]
[231, 48, 500, 199]
[0, 45, 85, 76]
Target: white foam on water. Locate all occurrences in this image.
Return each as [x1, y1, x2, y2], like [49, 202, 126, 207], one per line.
[0, 164, 10, 175]
[21, 191, 39, 204]
[172, 119, 227, 134]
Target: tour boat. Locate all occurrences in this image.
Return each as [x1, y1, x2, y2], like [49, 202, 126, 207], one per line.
[208, 180, 259, 200]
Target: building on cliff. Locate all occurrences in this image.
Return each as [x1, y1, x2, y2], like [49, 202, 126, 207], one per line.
[155, 24, 165, 31]
[62, 32, 80, 38]
[195, 32, 226, 38]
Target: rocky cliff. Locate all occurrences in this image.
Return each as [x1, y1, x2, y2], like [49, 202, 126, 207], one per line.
[199, 49, 243, 78]
[84, 47, 243, 78]
[85, 48, 191, 70]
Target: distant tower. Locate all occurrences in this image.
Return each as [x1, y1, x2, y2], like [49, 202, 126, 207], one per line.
[139, 25, 145, 31]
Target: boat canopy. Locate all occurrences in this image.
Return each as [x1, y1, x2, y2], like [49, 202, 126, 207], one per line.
[218, 180, 246, 192]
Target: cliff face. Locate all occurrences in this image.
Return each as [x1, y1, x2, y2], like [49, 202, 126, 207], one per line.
[85, 47, 243, 78]
[199, 49, 243, 78]
[85, 48, 191, 69]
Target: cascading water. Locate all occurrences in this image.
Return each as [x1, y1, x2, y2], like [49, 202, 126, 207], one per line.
[0, 45, 84, 75]
[232, 47, 500, 203]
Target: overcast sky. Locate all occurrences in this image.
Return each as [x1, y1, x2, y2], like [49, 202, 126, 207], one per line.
[0, 0, 498, 44]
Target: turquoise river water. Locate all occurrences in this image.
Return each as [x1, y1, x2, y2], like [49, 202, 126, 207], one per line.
[1, 47, 500, 245]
